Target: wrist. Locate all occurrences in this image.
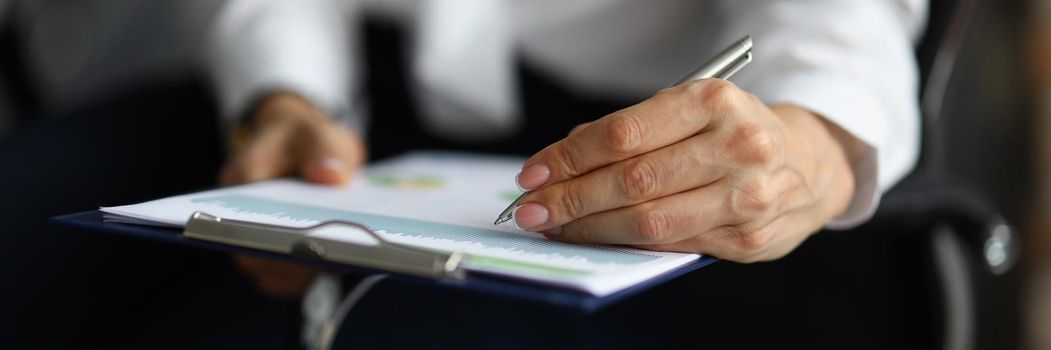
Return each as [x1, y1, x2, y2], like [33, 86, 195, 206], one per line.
[772, 103, 859, 220]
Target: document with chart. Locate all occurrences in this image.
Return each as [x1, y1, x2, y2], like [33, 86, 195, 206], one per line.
[101, 152, 701, 296]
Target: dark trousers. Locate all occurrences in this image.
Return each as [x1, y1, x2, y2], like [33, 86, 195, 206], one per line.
[0, 81, 302, 349]
[332, 224, 936, 349]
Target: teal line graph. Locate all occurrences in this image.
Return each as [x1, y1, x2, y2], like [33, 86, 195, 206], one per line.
[191, 194, 660, 265]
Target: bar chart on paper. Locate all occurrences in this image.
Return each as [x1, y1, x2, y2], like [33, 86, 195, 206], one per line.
[100, 152, 701, 296]
[191, 194, 662, 266]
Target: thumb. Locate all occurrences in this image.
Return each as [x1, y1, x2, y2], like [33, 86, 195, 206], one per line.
[299, 127, 366, 185]
[220, 126, 296, 185]
[301, 157, 353, 185]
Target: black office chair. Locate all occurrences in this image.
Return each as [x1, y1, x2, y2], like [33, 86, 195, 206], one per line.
[872, 0, 1024, 348]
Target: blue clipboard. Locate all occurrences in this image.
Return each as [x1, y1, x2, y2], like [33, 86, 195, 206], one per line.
[51, 210, 718, 313]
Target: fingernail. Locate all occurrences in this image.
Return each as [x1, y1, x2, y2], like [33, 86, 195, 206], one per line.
[513, 203, 549, 230]
[541, 226, 562, 236]
[320, 158, 347, 180]
[321, 158, 346, 173]
[516, 163, 550, 191]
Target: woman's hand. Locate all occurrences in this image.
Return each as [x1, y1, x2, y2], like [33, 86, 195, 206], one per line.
[513, 79, 864, 262]
[221, 93, 366, 298]
[220, 93, 366, 186]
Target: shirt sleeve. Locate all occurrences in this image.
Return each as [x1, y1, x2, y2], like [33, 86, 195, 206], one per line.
[713, 0, 927, 229]
[205, 0, 363, 131]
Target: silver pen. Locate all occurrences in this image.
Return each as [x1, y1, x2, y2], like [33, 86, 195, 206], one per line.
[494, 35, 753, 225]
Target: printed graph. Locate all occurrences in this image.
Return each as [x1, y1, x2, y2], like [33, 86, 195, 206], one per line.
[190, 194, 661, 266]
[366, 174, 445, 190]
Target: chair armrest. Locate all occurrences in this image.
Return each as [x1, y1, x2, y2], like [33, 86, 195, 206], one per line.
[874, 174, 1019, 275]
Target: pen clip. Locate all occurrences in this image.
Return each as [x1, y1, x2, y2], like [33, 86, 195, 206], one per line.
[184, 211, 468, 280]
[716, 50, 752, 80]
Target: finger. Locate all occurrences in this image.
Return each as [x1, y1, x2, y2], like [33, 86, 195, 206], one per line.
[634, 208, 812, 263]
[631, 168, 828, 261]
[629, 227, 743, 258]
[628, 226, 757, 261]
[516, 133, 729, 230]
[544, 181, 734, 245]
[517, 79, 743, 190]
[220, 124, 297, 185]
[298, 126, 366, 185]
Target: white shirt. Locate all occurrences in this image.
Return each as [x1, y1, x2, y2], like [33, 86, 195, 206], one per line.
[207, 0, 927, 228]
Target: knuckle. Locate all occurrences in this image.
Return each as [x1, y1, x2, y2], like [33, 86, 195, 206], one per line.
[605, 114, 644, 155]
[690, 79, 740, 110]
[727, 122, 779, 166]
[735, 228, 772, 254]
[555, 141, 584, 177]
[729, 177, 777, 218]
[568, 122, 590, 136]
[746, 91, 763, 105]
[635, 206, 673, 243]
[557, 183, 589, 219]
[654, 86, 678, 99]
[622, 160, 661, 201]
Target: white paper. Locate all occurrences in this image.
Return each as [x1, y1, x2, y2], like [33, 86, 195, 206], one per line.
[101, 152, 700, 296]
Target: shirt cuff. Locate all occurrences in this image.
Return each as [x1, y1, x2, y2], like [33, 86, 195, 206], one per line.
[206, 0, 359, 131]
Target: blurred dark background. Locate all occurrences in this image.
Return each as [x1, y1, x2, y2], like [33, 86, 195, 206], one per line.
[0, 1, 1047, 349]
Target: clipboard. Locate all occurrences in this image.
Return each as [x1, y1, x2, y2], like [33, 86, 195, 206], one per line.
[51, 210, 719, 313]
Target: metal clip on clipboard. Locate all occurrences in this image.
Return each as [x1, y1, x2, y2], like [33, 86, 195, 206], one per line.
[183, 211, 467, 280]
